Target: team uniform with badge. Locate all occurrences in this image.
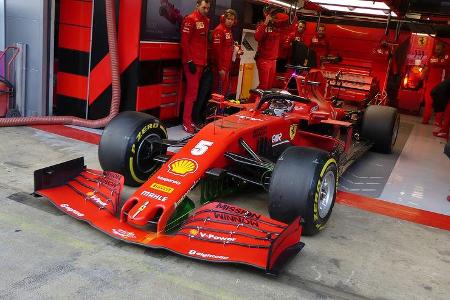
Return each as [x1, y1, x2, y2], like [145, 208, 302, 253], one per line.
[255, 22, 281, 90]
[211, 22, 234, 96]
[181, 10, 210, 132]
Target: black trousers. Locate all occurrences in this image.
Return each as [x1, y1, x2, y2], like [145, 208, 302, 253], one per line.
[431, 77, 450, 113]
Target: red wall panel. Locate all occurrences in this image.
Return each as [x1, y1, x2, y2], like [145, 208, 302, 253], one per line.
[60, 0, 93, 28]
[58, 24, 91, 52]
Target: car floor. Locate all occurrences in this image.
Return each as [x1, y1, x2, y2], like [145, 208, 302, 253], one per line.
[0, 114, 449, 299]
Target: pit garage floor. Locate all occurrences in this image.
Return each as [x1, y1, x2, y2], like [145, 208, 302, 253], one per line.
[0, 114, 449, 299]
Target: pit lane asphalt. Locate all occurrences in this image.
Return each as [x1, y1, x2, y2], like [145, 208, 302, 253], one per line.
[0, 126, 449, 300]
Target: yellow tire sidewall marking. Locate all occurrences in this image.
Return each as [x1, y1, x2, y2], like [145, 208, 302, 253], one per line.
[129, 123, 167, 184]
[313, 158, 337, 228]
[129, 156, 145, 184]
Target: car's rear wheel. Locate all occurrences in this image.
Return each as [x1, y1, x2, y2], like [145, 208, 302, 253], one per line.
[268, 147, 337, 235]
[98, 111, 168, 186]
[361, 105, 399, 154]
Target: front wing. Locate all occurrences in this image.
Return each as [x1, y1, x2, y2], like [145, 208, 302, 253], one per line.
[34, 158, 304, 274]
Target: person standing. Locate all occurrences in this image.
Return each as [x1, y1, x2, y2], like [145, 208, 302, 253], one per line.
[180, 0, 210, 133]
[430, 77, 450, 139]
[211, 9, 241, 96]
[310, 24, 330, 67]
[284, 20, 307, 50]
[254, 6, 281, 90]
[422, 41, 450, 125]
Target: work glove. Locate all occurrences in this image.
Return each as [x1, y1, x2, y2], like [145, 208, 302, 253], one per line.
[188, 61, 197, 74]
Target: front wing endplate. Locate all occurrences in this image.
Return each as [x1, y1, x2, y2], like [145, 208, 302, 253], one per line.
[34, 158, 303, 273]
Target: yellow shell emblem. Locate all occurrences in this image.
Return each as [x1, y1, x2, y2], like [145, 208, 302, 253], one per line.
[189, 229, 199, 236]
[168, 159, 198, 176]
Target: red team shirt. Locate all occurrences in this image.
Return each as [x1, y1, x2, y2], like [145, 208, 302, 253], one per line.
[180, 10, 210, 66]
[211, 23, 234, 71]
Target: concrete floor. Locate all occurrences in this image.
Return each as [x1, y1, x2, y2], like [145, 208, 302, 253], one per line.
[0, 126, 449, 300]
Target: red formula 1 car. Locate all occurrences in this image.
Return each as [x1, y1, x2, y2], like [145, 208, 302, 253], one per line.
[34, 66, 399, 274]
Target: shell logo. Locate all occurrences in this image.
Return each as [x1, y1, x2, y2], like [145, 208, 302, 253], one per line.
[168, 158, 198, 176]
[189, 229, 199, 236]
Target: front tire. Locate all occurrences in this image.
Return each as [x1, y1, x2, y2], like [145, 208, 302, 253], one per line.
[98, 111, 168, 186]
[269, 147, 337, 235]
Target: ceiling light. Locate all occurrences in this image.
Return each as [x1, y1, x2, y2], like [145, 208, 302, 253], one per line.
[310, 0, 390, 10]
[321, 5, 397, 17]
[267, 0, 299, 9]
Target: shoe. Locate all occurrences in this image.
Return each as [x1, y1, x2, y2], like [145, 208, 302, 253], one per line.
[434, 113, 443, 127]
[432, 127, 442, 134]
[182, 123, 195, 134]
[432, 129, 449, 139]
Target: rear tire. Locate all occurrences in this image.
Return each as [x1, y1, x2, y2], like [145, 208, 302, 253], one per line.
[98, 111, 168, 186]
[269, 147, 337, 235]
[361, 105, 399, 154]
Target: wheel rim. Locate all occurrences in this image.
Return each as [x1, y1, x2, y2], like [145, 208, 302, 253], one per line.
[318, 170, 336, 219]
[136, 134, 164, 174]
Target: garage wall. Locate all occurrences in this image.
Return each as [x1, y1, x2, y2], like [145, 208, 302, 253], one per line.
[5, 0, 50, 116]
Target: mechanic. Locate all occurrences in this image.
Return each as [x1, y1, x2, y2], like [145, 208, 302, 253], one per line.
[282, 20, 309, 81]
[254, 6, 282, 90]
[275, 19, 302, 80]
[211, 9, 242, 96]
[285, 20, 307, 51]
[180, 0, 210, 133]
[310, 24, 330, 67]
[430, 77, 450, 139]
[422, 41, 450, 125]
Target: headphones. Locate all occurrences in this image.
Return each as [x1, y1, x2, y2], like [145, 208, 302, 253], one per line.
[221, 9, 238, 26]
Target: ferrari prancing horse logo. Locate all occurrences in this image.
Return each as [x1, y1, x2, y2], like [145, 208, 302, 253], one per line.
[418, 36, 426, 47]
[289, 124, 298, 140]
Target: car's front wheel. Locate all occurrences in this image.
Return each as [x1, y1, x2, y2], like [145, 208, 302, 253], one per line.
[98, 111, 168, 186]
[268, 147, 337, 235]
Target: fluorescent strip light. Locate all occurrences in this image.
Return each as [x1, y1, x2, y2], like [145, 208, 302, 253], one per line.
[321, 4, 397, 17]
[268, 0, 298, 9]
[310, 0, 390, 10]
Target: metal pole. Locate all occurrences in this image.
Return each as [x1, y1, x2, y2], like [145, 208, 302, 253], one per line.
[385, 11, 391, 36]
[317, 11, 321, 31]
[14, 43, 27, 116]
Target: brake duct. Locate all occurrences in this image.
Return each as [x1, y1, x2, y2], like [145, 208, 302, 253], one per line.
[0, 0, 120, 128]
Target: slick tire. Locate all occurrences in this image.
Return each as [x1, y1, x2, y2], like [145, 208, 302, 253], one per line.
[361, 105, 399, 154]
[269, 147, 337, 236]
[98, 111, 168, 187]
